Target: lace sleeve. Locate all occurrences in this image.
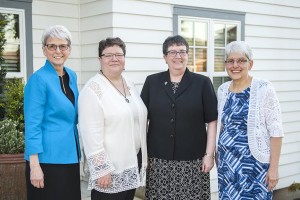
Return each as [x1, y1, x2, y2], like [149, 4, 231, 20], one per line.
[263, 83, 284, 137]
[87, 151, 115, 181]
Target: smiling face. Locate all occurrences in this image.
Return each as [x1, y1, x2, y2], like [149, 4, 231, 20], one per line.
[164, 45, 188, 72]
[99, 45, 125, 76]
[225, 52, 253, 81]
[42, 37, 71, 68]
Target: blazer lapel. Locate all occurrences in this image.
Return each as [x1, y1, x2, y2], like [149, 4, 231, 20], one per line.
[160, 71, 175, 102]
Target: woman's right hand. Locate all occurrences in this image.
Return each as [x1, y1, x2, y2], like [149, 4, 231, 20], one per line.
[97, 173, 112, 189]
[29, 154, 44, 188]
[30, 163, 44, 188]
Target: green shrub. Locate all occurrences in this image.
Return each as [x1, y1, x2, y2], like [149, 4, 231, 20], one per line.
[288, 182, 300, 192]
[0, 68, 6, 120]
[4, 78, 24, 132]
[0, 119, 24, 154]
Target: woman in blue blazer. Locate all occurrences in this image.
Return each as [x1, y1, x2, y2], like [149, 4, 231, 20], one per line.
[24, 25, 81, 200]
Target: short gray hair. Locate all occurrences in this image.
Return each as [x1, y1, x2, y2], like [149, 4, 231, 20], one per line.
[225, 41, 253, 60]
[41, 25, 72, 46]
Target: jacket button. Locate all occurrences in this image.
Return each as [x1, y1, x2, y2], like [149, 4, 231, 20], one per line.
[171, 104, 175, 108]
[170, 134, 174, 138]
[170, 118, 174, 123]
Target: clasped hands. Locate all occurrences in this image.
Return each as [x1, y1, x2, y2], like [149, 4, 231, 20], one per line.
[97, 173, 112, 189]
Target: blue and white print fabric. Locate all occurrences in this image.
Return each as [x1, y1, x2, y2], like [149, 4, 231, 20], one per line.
[218, 87, 272, 200]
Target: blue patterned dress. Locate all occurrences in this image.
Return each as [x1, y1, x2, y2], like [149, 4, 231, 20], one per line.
[218, 87, 272, 200]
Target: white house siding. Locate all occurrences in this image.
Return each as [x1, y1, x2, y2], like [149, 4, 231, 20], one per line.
[30, 0, 300, 198]
[32, 0, 81, 85]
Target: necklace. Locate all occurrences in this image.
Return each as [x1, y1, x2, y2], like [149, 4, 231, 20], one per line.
[100, 70, 129, 103]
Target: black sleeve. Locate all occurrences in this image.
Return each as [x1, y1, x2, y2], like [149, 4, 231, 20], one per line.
[202, 77, 218, 123]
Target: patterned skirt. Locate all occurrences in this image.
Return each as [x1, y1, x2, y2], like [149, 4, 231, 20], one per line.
[145, 157, 210, 200]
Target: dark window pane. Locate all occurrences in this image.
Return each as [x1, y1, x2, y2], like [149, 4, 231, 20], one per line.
[181, 20, 193, 46]
[214, 48, 225, 72]
[187, 48, 194, 72]
[227, 24, 237, 44]
[213, 76, 231, 92]
[214, 24, 225, 47]
[195, 48, 207, 72]
[195, 22, 207, 46]
[1, 13, 20, 72]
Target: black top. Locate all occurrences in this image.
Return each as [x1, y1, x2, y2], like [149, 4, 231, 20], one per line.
[59, 72, 75, 105]
[141, 69, 218, 161]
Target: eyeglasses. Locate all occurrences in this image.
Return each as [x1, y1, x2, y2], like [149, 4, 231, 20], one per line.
[225, 58, 249, 66]
[101, 53, 125, 59]
[167, 50, 188, 57]
[45, 44, 70, 51]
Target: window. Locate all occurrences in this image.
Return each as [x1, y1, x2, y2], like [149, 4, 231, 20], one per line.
[0, 8, 26, 79]
[174, 6, 245, 91]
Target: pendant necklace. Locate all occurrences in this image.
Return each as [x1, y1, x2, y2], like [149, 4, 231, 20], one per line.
[100, 70, 129, 103]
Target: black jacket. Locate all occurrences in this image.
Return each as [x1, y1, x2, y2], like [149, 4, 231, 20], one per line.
[141, 69, 217, 161]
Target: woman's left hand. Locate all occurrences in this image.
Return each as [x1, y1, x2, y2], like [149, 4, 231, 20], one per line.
[202, 155, 214, 173]
[266, 167, 279, 191]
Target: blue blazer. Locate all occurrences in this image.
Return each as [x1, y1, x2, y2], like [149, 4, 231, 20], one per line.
[24, 60, 80, 164]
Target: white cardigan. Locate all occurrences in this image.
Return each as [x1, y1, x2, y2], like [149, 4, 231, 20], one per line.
[216, 77, 284, 163]
[78, 73, 148, 193]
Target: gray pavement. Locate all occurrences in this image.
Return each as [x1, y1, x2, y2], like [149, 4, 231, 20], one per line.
[80, 181, 142, 200]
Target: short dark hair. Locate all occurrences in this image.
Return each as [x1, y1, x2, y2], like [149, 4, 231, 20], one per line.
[162, 35, 189, 55]
[98, 37, 126, 57]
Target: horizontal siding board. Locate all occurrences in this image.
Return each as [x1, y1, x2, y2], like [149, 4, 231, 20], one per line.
[250, 71, 300, 82]
[123, 71, 152, 85]
[80, 0, 112, 18]
[246, 37, 300, 50]
[282, 122, 300, 135]
[113, 0, 172, 17]
[32, 15, 79, 30]
[246, 13, 300, 28]
[281, 112, 300, 123]
[281, 141, 300, 154]
[80, 29, 113, 44]
[36, 0, 79, 4]
[252, 49, 300, 60]
[277, 174, 300, 189]
[251, 60, 300, 71]
[81, 58, 100, 71]
[245, 25, 300, 40]
[80, 14, 113, 31]
[113, 13, 172, 31]
[113, 28, 171, 44]
[81, 44, 100, 58]
[125, 57, 166, 72]
[242, 0, 300, 8]
[174, 0, 300, 18]
[32, 29, 80, 45]
[279, 152, 300, 165]
[271, 81, 300, 92]
[281, 102, 300, 113]
[32, 1, 79, 18]
[277, 91, 300, 102]
[126, 43, 162, 58]
[283, 132, 300, 144]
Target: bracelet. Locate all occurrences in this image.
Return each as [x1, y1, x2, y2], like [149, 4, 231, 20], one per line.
[204, 153, 215, 159]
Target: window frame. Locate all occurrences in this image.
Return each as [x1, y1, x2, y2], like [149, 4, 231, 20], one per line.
[174, 6, 245, 85]
[0, 0, 33, 81]
[0, 7, 26, 79]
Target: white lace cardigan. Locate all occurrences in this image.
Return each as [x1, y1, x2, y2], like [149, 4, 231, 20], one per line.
[216, 77, 284, 163]
[78, 73, 148, 193]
